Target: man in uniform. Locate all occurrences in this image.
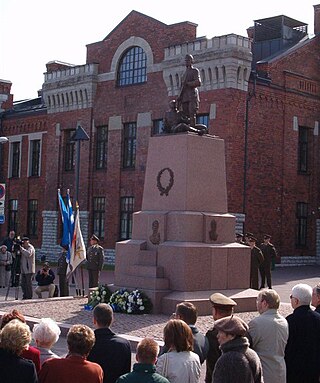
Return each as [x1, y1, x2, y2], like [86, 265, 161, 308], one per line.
[248, 236, 264, 290]
[205, 293, 237, 383]
[259, 234, 277, 289]
[57, 244, 69, 296]
[86, 234, 104, 288]
[177, 54, 201, 128]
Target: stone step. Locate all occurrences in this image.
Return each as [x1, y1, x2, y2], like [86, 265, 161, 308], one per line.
[115, 274, 170, 290]
[136, 250, 158, 266]
[161, 288, 259, 315]
[129, 264, 164, 278]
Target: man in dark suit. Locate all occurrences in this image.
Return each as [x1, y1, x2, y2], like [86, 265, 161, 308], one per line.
[312, 283, 320, 313]
[285, 283, 320, 383]
[259, 234, 277, 289]
[88, 303, 131, 383]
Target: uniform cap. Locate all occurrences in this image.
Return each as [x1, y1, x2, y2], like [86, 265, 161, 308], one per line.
[209, 293, 237, 307]
[214, 315, 248, 336]
[263, 234, 271, 239]
[22, 236, 29, 241]
[90, 234, 100, 242]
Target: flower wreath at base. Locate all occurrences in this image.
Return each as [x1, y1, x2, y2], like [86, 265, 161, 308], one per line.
[84, 286, 153, 314]
[84, 284, 112, 310]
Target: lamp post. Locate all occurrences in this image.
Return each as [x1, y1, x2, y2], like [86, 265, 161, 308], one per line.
[71, 125, 89, 203]
[70, 124, 89, 296]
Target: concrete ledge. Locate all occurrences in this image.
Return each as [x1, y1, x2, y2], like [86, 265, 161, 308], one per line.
[162, 288, 258, 315]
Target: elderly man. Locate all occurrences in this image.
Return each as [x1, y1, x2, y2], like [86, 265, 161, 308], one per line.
[248, 289, 288, 383]
[205, 293, 237, 383]
[88, 303, 131, 383]
[20, 236, 35, 300]
[285, 283, 320, 383]
[311, 283, 320, 313]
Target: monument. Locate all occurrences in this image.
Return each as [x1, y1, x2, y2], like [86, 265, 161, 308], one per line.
[114, 54, 255, 314]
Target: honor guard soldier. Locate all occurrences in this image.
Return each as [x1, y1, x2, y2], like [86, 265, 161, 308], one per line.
[86, 235, 104, 288]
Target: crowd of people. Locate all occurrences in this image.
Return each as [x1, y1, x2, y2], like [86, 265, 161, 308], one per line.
[0, 231, 105, 300]
[1, 282, 320, 383]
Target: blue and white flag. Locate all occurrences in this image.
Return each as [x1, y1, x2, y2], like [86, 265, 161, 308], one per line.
[58, 189, 74, 263]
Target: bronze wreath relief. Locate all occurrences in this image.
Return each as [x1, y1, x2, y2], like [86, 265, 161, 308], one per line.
[157, 167, 174, 196]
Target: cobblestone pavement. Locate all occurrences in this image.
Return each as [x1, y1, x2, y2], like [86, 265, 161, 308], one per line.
[0, 296, 293, 341]
[0, 265, 319, 341]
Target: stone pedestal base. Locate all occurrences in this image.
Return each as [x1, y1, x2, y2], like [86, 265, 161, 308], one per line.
[114, 133, 253, 314]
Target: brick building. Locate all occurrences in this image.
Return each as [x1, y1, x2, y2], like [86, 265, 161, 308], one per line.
[0, 6, 319, 264]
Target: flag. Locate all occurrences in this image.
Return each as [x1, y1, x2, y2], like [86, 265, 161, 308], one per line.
[66, 189, 75, 263]
[58, 189, 71, 251]
[67, 205, 86, 279]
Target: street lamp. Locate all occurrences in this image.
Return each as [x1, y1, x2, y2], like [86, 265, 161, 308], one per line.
[70, 125, 89, 203]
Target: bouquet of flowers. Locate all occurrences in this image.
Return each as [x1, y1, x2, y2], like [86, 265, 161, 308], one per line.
[109, 288, 153, 314]
[109, 288, 130, 312]
[126, 289, 153, 314]
[85, 284, 112, 310]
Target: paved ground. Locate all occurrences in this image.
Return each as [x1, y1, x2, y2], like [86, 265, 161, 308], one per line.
[0, 264, 319, 378]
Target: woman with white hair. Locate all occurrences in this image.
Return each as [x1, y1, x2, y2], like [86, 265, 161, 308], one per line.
[0, 319, 38, 383]
[33, 318, 61, 365]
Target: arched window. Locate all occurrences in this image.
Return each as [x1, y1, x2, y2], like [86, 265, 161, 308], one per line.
[117, 46, 147, 86]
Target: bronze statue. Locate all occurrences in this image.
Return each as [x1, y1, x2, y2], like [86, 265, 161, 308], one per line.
[163, 54, 208, 136]
[178, 54, 201, 128]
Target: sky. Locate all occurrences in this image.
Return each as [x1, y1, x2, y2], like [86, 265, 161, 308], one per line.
[0, 0, 317, 101]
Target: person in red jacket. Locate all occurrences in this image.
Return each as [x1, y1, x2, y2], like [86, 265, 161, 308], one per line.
[39, 324, 103, 383]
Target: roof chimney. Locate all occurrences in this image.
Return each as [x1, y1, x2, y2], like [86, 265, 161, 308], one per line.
[314, 4, 320, 35]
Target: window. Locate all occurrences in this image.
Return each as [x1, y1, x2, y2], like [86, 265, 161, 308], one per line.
[64, 130, 75, 171]
[29, 139, 41, 176]
[96, 126, 108, 169]
[27, 199, 38, 237]
[153, 119, 164, 135]
[298, 127, 309, 173]
[8, 199, 18, 233]
[117, 46, 147, 86]
[197, 114, 209, 127]
[119, 196, 134, 240]
[11, 142, 20, 178]
[93, 197, 105, 239]
[123, 122, 136, 168]
[296, 202, 308, 247]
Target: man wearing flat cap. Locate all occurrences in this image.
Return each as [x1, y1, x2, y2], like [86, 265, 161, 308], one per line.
[213, 315, 263, 382]
[86, 235, 104, 288]
[205, 293, 237, 383]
